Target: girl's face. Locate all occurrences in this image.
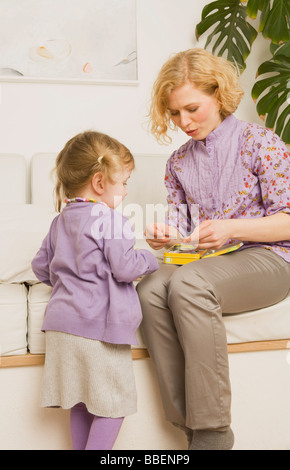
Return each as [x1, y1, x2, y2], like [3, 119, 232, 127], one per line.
[102, 167, 132, 209]
[167, 81, 222, 141]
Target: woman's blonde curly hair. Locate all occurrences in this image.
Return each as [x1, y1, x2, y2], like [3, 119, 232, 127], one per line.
[149, 48, 244, 144]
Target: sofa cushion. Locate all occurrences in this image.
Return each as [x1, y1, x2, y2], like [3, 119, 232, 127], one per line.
[0, 284, 28, 356]
[27, 279, 290, 355]
[0, 154, 27, 204]
[27, 282, 52, 354]
[0, 204, 57, 283]
[224, 292, 290, 344]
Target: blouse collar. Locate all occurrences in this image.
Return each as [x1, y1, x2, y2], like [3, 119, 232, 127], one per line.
[205, 114, 237, 144]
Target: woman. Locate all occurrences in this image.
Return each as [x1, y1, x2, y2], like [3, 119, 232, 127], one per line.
[137, 48, 290, 450]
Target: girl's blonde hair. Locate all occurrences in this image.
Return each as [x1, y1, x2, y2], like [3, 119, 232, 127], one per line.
[149, 48, 245, 143]
[54, 131, 134, 212]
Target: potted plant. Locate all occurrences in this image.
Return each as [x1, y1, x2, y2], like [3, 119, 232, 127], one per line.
[196, 0, 290, 143]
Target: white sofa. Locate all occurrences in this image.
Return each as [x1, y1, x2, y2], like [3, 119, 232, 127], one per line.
[0, 153, 290, 450]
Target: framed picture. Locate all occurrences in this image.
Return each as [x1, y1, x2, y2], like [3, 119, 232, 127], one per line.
[0, 0, 138, 85]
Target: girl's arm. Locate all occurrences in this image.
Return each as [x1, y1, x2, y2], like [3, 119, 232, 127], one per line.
[31, 233, 53, 286]
[145, 223, 182, 250]
[31, 216, 58, 286]
[102, 212, 159, 283]
[105, 239, 159, 283]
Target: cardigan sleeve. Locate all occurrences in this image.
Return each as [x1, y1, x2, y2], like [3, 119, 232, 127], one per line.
[92, 207, 159, 283]
[31, 215, 59, 286]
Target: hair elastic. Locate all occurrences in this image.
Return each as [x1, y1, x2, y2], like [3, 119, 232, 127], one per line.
[98, 155, 104, 163]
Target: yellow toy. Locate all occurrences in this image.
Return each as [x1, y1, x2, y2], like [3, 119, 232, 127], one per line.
[164, 242, 243, 265]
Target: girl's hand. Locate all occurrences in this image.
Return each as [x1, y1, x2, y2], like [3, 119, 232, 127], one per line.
[145, 223, 182, 250]
[182, 219, 233, 250]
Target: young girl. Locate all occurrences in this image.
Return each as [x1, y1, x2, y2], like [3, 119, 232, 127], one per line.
[32, 130, 159, 450]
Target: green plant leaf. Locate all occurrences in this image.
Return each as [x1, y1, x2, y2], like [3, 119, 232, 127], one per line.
[261, 0, 290, 43]
[195, 0, 258, 70]
[258, 0, 271, 32]
[271, 41, 290, 63]
[246, 0, 262, 18]
[252, 44, 290, 143]
[247, 0, 290, 42]
[276, 104, 290, 143]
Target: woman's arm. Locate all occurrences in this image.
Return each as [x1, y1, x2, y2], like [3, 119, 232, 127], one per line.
[184, 129, 290, 250]
[183, 212, 290, 250]
[145, 153, 192, 250]
[229, 212, 290, 243]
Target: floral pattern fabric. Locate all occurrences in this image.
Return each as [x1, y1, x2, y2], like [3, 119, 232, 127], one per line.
[165, 114, 290, 261]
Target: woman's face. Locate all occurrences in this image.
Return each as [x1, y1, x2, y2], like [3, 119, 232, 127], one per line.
[167, 81, 222, 141]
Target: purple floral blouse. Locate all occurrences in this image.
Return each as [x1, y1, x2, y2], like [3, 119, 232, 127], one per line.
[165, 114, 290, 262]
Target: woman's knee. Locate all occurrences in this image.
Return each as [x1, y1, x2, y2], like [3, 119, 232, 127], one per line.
[167, 263, 216, 311]
[136, 273, 167, 315]
[137, 264, 176, 303]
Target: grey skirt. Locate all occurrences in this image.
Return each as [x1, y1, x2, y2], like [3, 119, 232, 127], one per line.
[41, 331, 137, 418]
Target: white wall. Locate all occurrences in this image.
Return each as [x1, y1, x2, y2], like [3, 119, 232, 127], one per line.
[0, 0, 267, 164]
[1, 350, 289, 450]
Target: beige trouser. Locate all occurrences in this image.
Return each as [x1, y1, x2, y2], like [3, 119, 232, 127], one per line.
[137, 247, 290, 431]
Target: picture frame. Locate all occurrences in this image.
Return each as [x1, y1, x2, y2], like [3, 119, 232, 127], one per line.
[0, 0, 138, 86]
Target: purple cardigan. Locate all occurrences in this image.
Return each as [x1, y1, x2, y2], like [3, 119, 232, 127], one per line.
[31, 202, 159, 345]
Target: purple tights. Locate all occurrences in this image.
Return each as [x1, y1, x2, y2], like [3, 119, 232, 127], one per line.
[70, 402, 124, 450]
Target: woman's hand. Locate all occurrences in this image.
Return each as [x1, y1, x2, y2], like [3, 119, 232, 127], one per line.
[182, 219, 233, 250]
[145, 223, 182, 250]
